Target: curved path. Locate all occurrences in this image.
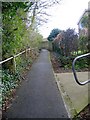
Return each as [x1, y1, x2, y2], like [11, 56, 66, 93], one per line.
[5, 49, 68, 118]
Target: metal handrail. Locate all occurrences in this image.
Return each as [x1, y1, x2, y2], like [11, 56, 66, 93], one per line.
[0, 48, 31, 65]
[72, 53, 90, 85]
[0, 56, 13, 65]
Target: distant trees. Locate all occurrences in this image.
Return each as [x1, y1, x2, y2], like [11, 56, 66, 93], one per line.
[47, 28, 61, 41]
[61, 29, 78, 56]
[48, 28, 78, 57]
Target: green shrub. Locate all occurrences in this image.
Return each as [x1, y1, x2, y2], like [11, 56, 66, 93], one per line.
[58, 55, 88, 70]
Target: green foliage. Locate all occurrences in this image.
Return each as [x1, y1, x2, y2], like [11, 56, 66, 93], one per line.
[27, 30, 43, 48]
[15, 53, 33, 73]
[58, 55, 88, 70]
[47, 28, 61, 41]
[2, 49, 39, 110]
[2, 2, 43, 109]
[2, 6, 27, 58]
[2, 2, 33, 14]
[2, 69, 20, 102]
[74, 58, 88, 70]
[52, 28, 78, 57]
[2, 2, 43, 59]
[49, 27, 88, 71]
[2, 70, 19, 91]
[79, 36, 88, 54]
[81, 15, 88, 28]
[61, 28, 78, 57]
[58, 55, 74, 68]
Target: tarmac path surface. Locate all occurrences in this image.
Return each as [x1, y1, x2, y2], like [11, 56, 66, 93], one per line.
[5, 49, 68, 118]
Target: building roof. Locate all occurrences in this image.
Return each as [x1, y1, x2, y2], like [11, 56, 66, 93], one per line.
[43, 38, 48, 41]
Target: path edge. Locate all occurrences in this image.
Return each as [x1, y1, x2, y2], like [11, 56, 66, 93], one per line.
[48, 51, 77, 119]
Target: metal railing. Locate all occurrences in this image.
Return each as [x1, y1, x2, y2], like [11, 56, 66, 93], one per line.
[1, 48, 38, 111]
[0, 48, 30, 65]
[0, 48, 37, 73]
[72, 53, 90, 85]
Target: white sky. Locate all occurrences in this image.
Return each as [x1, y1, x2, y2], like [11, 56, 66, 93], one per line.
[39, 0, 89, 38]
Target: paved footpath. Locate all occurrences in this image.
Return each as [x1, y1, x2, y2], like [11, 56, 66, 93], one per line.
[55, 72, 89, 117]
[4, 49, 69, 118]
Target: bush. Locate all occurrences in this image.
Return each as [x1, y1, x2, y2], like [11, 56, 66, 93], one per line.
[74, 58, 88, 70]
[58, 55, 89, 70]
[58, 55, 74, 67]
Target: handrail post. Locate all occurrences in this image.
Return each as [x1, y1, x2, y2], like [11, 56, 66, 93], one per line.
[30, 49, 32, 58]
[28, 48, 30, 56]
[25, 49, 27, 58]
[13, 56, 16, 74]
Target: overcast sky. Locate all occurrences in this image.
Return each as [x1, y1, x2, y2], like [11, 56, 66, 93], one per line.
[39, 0, 89, 38]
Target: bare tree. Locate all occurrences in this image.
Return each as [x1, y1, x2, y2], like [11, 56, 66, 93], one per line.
[27, 0, 61, 29]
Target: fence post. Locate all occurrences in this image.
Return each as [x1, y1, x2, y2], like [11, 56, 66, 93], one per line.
[25, 49, 27, 58]
[28, 48, 30, 58]
[30, 49, 32, 58]
[13, 56, 16, 74]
